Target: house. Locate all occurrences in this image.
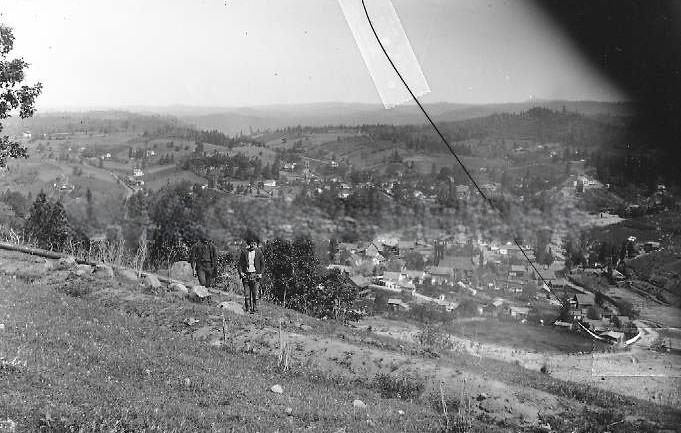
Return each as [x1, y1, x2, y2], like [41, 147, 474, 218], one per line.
[573, 294, 595, 309]
[387, 298, 410, 312]
[440, 255, 476, 279]
[349, 275, 370, 289]
[427, 266, 452, 285]
[263, 179, 277, 188]
[643, 241, 661, 252]
[133, 168, 144, 177]
[612, 315, 630, 327]
[403, 269, 425, 284]
[397, 240, 416, 255]
[553, 321, 573, 329]
[509, 306, 531, 320]
[601, 331, 625, 344]
[382, 271, 403, 282]
[508, 265, 527, 279]
[455, 185, 470, 200]
[327, 264, 351, 274]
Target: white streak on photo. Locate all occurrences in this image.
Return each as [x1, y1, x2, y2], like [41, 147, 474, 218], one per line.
[338, 0, 430, 109]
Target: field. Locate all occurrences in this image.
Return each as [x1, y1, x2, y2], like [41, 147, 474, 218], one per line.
[1, 249, 679, 432]
[448, 319, 610, 354]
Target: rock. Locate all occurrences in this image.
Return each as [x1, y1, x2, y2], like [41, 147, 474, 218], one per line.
[184, 317, 199, 326]
[270, 384, 284, 394]
[93, 264, 114, 279]
[143, 274, 162, 292]
[116, 267, 139, 283]
[74, 264, 92, 277]
[352, 399, 366, 409]
[285, 407, 293, 416]
[169, 260, 195, 282]
[476, 393, 489, 402]
[56, 256, 77, 270]
[219, 301, 245, 316]
[0, 323, 5, 331]
[189, 285, 210, 302]
[299, 324, 313, 331]
[192, 326, 212, 341]
[397, 410, 405, 415]
[169, 282, 189, 294]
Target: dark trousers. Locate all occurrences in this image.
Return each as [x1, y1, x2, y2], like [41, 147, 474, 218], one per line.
[243, 273, 259, 311]
[197, 264, 214, 287]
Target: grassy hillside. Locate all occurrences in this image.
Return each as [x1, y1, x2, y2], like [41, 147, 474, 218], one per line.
[0, 250, 678, 432]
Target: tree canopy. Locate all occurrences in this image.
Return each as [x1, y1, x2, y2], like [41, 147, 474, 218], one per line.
[0, 25, 42, 167]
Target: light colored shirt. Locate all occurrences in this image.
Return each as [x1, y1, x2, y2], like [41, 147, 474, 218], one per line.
[247, 249, 256, 273]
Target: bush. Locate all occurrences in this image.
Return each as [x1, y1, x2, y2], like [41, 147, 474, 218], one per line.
[416, 324, 453, 352]
[372, 373, 425, 400]
[58, 274, 94, 298]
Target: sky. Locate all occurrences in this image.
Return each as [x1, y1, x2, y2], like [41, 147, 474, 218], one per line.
[1, 0, 624, 110]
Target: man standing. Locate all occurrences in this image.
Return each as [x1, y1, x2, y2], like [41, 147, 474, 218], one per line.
[191, 237, 217, 287]
[238, 234, 264, 313]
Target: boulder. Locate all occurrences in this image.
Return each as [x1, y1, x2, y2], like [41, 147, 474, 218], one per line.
[115, 267, 139, 284]
[56, 256, 77, 270]
[169, 282, 189, 295]
[270, 384, 284, 394]
[189, 285, 210, 302]
[169, 260, 195, 282]
[192, 326, 213, 341]
[143, 274, 162, 292]
[219, 301, 245, 316]
[352, 399, 366, 409]
[74, 264, 93, 277]
[93, 264, 114, 279]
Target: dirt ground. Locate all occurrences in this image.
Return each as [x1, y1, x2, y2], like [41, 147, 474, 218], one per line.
[358, 316, 681, 407]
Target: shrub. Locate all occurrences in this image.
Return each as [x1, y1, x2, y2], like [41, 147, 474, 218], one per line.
[58, 274, 94, 298]
[372, 373, 425, 400]
[416, 324, 453, 352]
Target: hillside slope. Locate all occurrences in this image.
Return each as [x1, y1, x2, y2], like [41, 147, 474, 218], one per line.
[0, 249, 678, 432]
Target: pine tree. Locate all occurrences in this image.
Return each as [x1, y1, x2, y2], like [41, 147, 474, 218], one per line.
[86, 188, 94, 221]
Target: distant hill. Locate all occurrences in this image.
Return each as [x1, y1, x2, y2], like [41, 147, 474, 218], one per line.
[128, 100, 634, 135]
[2, 111, 184, 136]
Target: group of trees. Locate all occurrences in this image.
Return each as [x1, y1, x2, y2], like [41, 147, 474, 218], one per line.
[261, 238, 360, 322]
[23, 192, 75, 250]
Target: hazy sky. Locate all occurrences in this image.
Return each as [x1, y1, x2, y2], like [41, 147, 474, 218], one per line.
[2, 0, 623, 109]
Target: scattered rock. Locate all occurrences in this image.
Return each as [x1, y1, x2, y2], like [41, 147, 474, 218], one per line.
[352, 399, 366, 409]
[299, 324, 313, 331]
[170, 260, 195, 282]
[116, 267, 139, 283]
[270, 384, 284, 394]
[56, 256, 77, 270]
[74, 264, 92, 276]
[184, 317, 199, 326]
[476, 393, 489, 402]
[285, 407, 293, 416]
[219, 301, 245, 316]
[143, 274, 162, 292]
[192, 326, 212, 341]
[189, 285, 210, 302]
[169, 282, 189, 294]
[93, 264, 114, 279]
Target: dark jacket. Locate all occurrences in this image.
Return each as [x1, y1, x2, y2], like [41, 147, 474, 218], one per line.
[191, 240, 217, 268]
[239, 247, 264, 276]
